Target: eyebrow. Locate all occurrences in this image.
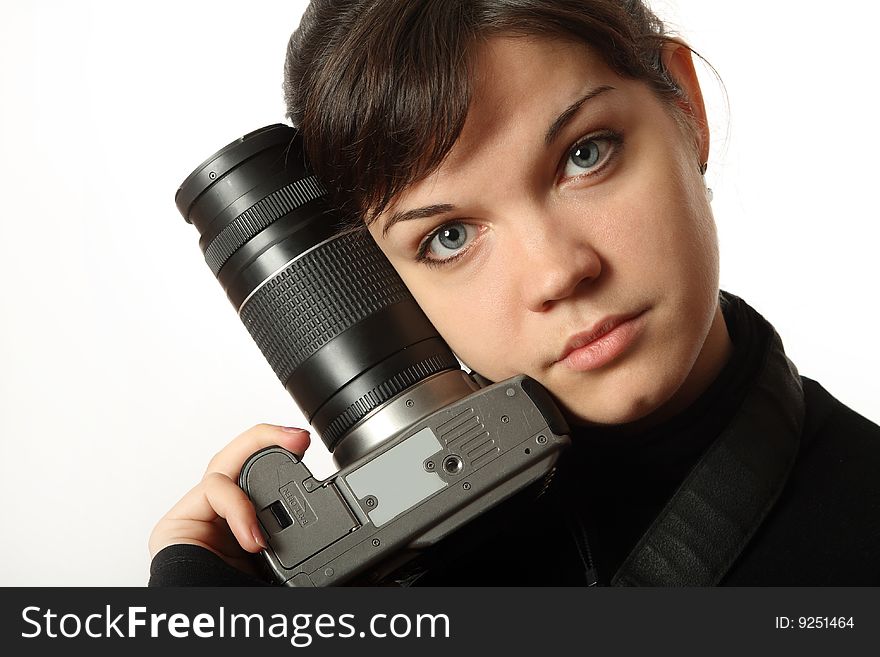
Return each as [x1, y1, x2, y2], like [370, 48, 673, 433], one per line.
[381, 84, 616, 239]
[544, 84, 616, 146]
[382, 203, 456, 239]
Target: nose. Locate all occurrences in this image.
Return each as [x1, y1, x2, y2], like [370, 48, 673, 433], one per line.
[517, 214, 603, 313]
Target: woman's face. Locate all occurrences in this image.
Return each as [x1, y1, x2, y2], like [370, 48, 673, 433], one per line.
[368, 35, 730, 428]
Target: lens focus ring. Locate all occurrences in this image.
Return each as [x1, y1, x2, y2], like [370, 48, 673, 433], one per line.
[239, 229, 412, 385]
[204, 176, 326, 275]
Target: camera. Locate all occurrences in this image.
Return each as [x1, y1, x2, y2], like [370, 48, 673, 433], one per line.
[175, 125, 570, 585]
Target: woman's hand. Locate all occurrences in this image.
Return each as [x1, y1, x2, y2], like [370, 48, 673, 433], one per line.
[149, 423, 311, 576]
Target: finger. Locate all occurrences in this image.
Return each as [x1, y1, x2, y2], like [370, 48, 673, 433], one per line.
[205, 423, 311, 480]
[164, 470, 261, 528]
[150, 477, 249, 557]
[200, 471, 266, 553]
[163, 480, 214, 523]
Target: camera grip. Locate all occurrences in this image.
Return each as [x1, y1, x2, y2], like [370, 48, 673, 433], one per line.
[239, 447, 360, 581]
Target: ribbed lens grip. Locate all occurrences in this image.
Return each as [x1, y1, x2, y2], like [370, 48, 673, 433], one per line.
[238, 229, 412, 384]
[204, 176, 326, 275]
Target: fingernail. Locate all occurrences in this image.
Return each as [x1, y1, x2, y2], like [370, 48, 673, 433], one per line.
[281, 426, 308, 433]
[252, 526, 269, 549]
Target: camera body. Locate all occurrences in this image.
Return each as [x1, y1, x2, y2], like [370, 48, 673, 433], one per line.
[240, 373, 569, 586]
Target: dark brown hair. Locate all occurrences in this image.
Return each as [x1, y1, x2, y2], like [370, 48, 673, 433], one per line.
[284, 0, 693, 226]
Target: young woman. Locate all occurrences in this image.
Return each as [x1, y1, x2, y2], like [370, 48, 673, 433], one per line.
[150, 0, 880, 586]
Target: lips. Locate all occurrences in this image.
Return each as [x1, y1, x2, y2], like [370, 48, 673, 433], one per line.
[556, 310, 646, 364]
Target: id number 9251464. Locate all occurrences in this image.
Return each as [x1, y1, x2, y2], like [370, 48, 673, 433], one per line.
[774, 617, 855, 629]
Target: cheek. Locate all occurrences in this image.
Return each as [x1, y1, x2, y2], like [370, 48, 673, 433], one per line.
[618, 162, 721, 351]
[368, 224, 522, 377]
[399, 264, 522, 377]
[607, 153, 717, 289]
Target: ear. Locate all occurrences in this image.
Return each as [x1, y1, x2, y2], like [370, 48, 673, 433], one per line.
[660, 39, 710, 168]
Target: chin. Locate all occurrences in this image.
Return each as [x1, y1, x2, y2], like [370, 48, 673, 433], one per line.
[552, 373, 683, 430]
[562, 397, 656, 428]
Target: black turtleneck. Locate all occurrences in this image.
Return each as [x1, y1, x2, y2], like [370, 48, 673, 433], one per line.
[555, 292, 770, 583]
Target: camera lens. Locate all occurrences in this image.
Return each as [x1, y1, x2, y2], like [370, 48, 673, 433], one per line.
[176, 125, 475, 465]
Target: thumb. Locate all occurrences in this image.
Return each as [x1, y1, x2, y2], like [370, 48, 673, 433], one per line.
[278, 426, 311, 457]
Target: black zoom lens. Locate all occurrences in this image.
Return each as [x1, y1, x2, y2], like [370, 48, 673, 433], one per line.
[175, 125, 467, 465]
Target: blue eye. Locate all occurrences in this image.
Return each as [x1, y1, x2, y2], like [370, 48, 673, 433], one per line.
[570, 141, 600, 168]
[562, 132, 622, 179]
[418, 222, 477, 265]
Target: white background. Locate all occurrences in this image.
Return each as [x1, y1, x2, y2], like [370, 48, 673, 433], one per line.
[1, 1, 877, 586]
